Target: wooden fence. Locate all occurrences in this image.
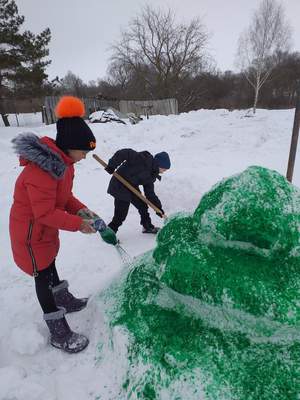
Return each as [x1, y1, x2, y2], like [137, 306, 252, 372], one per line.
[1, 97, 43, 114]
[1, 96, 178, 126]
[42, 96, 178, 125]
[119, 98, 178, 116]
[43, 96, 119, 124]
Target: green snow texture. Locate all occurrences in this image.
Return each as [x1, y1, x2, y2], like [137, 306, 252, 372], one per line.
[102, 166, 300, 399]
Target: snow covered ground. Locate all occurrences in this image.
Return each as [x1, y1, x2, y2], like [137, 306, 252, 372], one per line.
[0, 112, 43, 128]
[0, 108, 297, 399]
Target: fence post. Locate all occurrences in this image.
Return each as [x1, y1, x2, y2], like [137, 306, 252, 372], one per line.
[44, 107, 50, 125]
[286, 82, 300, 182]
[0, 98, 10, 126]
[1, 113, 10, 126]
[50, 108, 55, 124]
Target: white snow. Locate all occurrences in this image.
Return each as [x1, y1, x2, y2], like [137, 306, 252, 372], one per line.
[10, 323, 46, 356]
[0, 108, 297, 399]
[0, 112, 43, 127]
[89, 109, 127, 124]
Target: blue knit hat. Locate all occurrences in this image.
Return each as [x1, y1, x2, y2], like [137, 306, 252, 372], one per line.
[154, 152, 171, 169]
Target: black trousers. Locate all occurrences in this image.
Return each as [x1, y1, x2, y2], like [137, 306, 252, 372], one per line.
[108, 197, 152, 233]
[34, 260, 61, 314]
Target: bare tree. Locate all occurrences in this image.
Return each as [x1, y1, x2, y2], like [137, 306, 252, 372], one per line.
[108, 59, 133, 91]
[236, 0, 291, 113]
[109, 6, 210, 99]
[60, 71, 86, 97]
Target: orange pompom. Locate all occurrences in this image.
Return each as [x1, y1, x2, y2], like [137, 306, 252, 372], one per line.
[55, 96, 85, 118]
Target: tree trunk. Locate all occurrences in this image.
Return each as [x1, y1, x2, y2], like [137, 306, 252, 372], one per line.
[253, 85, 260, 114]
[1, 113, 10, 126]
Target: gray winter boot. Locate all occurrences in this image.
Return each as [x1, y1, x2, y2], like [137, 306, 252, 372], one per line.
[52, 280, 88, 313]
[44, 308, 89, 353]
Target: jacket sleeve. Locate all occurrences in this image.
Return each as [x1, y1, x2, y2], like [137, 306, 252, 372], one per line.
[25, 169, 82, 232]
[65, 166, 86, 214]
[106, 148, 137, 171]
[143, 182, 163, 212]
[65, 194, 86, 215]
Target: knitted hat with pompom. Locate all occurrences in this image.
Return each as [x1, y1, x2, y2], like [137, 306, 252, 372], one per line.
[55, 96, 96, 152]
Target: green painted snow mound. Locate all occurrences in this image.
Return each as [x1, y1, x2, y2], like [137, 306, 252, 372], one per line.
[102, 166, 300, 400]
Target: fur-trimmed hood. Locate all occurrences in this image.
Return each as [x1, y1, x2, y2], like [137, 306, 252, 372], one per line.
[11, 133, 70, 179]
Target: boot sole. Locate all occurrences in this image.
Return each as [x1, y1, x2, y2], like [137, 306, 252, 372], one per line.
[50, 338, 89, 354]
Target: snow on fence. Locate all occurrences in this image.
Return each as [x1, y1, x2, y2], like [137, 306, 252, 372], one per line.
[119, 98, 178, 117]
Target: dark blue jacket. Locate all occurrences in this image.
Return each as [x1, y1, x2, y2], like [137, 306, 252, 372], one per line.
[106, 148, 163, 211]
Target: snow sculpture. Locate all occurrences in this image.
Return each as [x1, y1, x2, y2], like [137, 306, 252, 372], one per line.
[101, 166, 300, 399]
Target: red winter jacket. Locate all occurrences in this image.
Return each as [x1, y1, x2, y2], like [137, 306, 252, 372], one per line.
[9, 134, 86, 276]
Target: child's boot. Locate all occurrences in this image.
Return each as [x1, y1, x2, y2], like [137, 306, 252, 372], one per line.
[142, 224, 160, 234]
[44, 308, 89, 353]
[52, 280, 88, 313]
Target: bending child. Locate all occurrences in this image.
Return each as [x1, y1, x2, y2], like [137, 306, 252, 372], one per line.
[105, 148, 170, 234]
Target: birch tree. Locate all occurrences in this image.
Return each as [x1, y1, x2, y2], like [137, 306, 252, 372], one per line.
[237, 0, 291, 113]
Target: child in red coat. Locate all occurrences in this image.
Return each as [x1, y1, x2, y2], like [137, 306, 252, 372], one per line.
[9, 96, 116, 353]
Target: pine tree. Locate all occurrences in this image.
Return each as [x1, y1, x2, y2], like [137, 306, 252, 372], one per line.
[0, 0, 51, 125]
[0, 0, 24, 93]
[15, 28, 51, 96]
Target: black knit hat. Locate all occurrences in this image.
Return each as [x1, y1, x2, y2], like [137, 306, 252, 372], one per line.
[55, 96, 96, 152]
[154, 152, 171, 169]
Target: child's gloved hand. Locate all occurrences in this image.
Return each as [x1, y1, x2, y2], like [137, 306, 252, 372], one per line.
[79, 219, 96, 234]
[77, 207, 99, 220]
[100, 227, 118, 245]
[156, 209, 165, 218]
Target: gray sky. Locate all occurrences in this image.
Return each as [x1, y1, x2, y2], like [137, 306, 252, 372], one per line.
[16, 0, 300, 83]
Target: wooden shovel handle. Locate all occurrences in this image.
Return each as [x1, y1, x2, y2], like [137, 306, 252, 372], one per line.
[93, 154, 165, 217]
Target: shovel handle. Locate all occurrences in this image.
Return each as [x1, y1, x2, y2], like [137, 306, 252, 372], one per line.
[93, 154, 165, 217]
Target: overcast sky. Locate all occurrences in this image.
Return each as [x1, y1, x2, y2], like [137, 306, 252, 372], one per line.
[16, 0, 300, 83]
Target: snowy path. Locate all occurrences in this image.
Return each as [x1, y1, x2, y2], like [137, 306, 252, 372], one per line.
[0, 108, 296, 399]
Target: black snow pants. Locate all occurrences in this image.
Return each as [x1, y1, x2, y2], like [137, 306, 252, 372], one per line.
[108, 197, 153, 233]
